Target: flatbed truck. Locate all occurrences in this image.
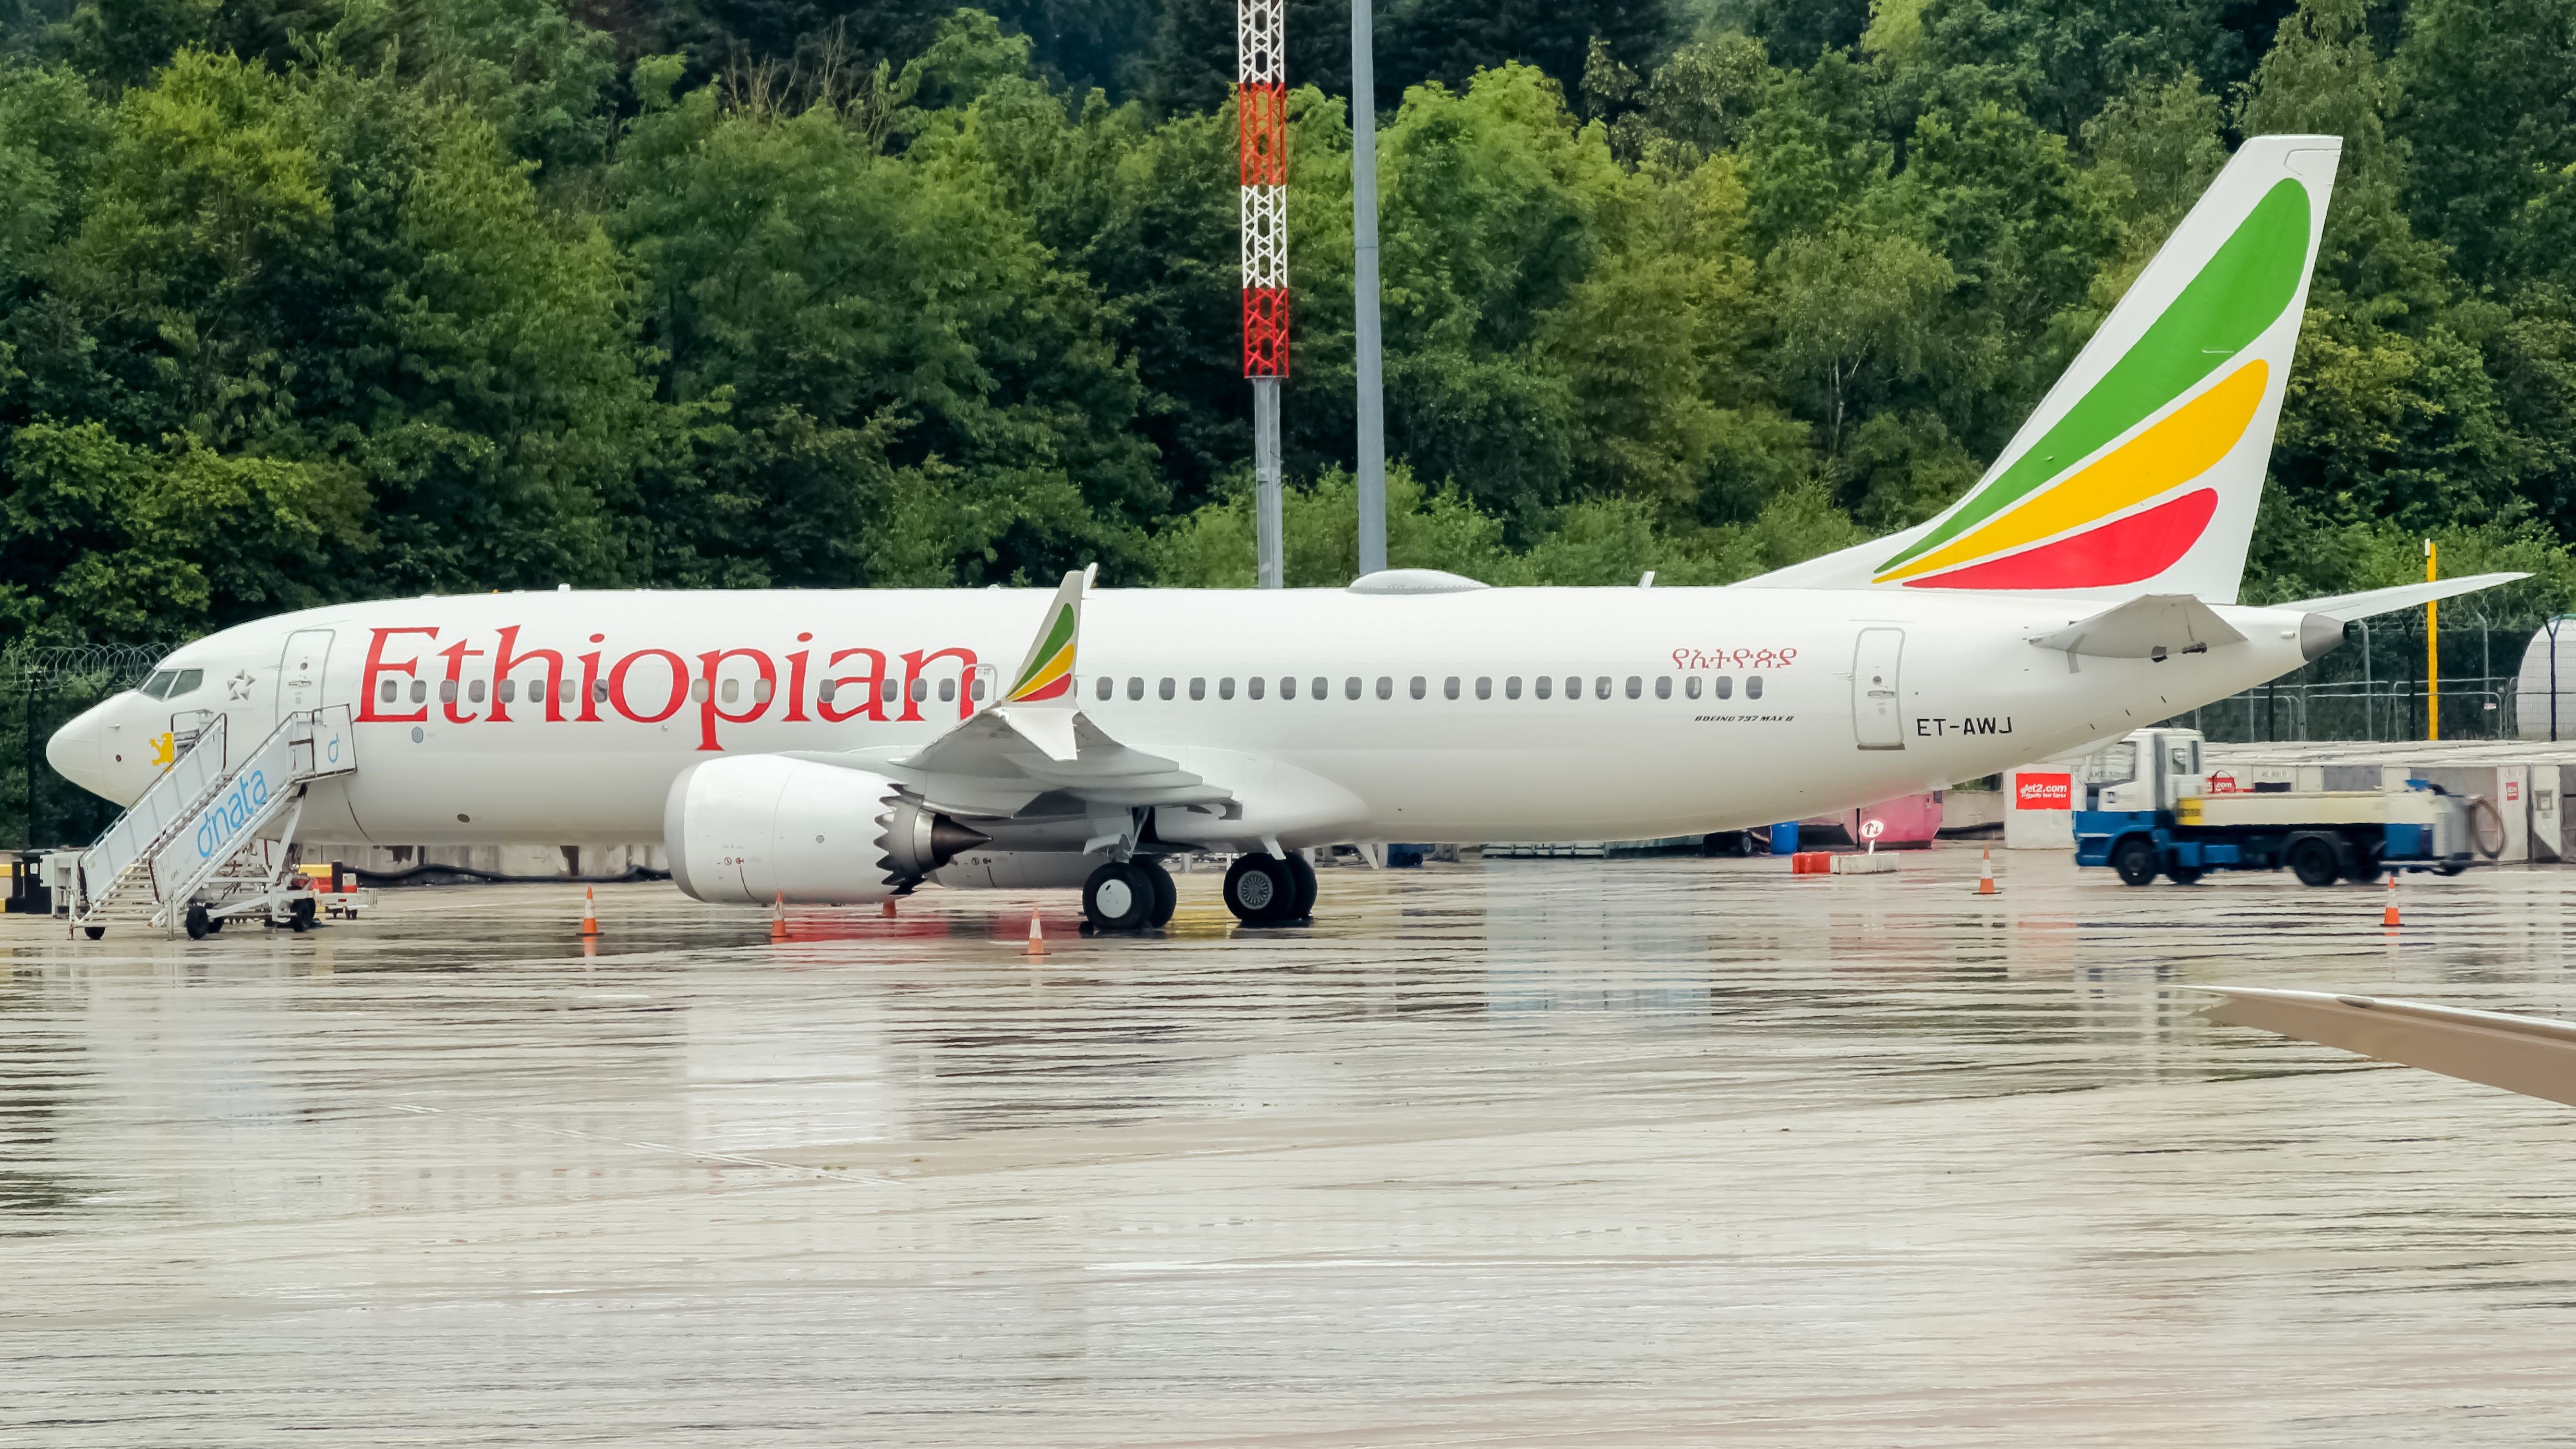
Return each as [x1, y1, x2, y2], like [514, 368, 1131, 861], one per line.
[2067, 727, 2494, 887]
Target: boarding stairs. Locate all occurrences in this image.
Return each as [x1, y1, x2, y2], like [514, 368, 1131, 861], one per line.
[61, 706, 357, 938]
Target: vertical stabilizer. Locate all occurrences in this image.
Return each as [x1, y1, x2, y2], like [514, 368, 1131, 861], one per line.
[1744, 135, 2340, 602]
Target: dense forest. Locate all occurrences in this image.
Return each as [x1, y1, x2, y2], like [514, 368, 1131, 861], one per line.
[4, 0, 2576, 654]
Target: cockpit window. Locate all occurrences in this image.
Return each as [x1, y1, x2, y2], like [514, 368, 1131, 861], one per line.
[140, 670, 177, 699]
[166, 669, 203, 698]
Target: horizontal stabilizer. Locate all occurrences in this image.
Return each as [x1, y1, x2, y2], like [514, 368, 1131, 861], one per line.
[2194, 986, 2576, 1108]
[2027, 594, 2245, 658]
[2280, 572, 2528, 621]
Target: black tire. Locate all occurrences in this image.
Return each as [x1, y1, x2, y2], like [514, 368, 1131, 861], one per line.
[2287, 836, 2341, 887]
[2347, 847, 2385, 884]
[2436, 861, 2468, 877]
[1222, 853, 1295, 923]
[1141, 858, 1177, 927]
[1083, 861, 1154, 932]
[1285, 851, 1317, 920]
[2167, 865, 2203, 886]
[185, 904, 211, 940]
[83, 925, 105, 940]
[2112, 838, 2160, 887]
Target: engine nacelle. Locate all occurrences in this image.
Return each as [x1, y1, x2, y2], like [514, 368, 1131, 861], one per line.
[663, 754, 986, 905]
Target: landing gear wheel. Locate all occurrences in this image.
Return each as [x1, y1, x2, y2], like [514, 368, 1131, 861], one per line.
[1141, 858, 1177, 927]
[1083, 861, 1154, 932]
[2287, 836, 2341, 888]
[83, 926, 105, 940]
[1285, 851, 1317, 920]
[186, 903, 211, 940]
[2111, 838, 2159, 887]
[1222, 853, 1295, 923]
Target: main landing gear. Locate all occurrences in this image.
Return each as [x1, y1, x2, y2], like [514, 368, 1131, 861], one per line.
[1221, 851, 1315, 925]
[1082, 858, 1178, 932]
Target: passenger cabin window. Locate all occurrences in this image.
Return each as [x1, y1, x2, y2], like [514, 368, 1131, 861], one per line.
[1128, 677, 1144, 701]
[561, 679, 576, 705]
[938, 679, 955, 703]
[379, 679, 398, 704]
[1219, 678, 1235, 700]
[1474, 677, 1491, 699]
[1685, 677, 1701, 699]
[498, 680, 517, 704]
[691, 680, 710, 702]
[1746, 675, 1763, 700]
[1344, 677, 1361, 700]
[1536, 677, 1553, 699]
[1654, 677, 1671, 699]
[819, 680, 839, 704]
[1159, 678, 1176, 701]
[412, 680, 429, 704]
[910, 678, 930, 703]
[1281, 676, 1297, 699]
[442, 680, 461, 704]
[1376, 676, 1393, 700]
[757, 679, 775, 703]
[720, 679, 739, 704]
[1249, 677, 1265, 699]
[1566, 676, 1582, 700]
[1505, 677, 1521, 699]
[1445, 677, 1460, 700]
[1714, 676, 1733, 699]
[1097, 677, 1114, 702]
[969, 678, 984, 702]
[1313, 677, 1328, 700]
[1595, 677, 1612, 699]
[469, 680, 487, 704]
[1189, 678, 1205, 701]
[1625, 676, 1641, 699]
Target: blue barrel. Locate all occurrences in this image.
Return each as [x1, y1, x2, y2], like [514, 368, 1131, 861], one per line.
[1770, 822, 1800, 854]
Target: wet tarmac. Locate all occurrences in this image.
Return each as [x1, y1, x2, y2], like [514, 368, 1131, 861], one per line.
[6, 848, 2576, 1444]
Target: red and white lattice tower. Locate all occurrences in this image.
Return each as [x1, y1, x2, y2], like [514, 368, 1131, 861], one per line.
[1239, 0, 1288, 378]
[1240, 0, 1287, 586]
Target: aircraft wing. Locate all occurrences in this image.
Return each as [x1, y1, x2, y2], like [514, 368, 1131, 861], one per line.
[2194, 986, 2576, 1108]
[781, 568, 1235, 819]
[2027, 594, 2246, 658]
[2278, 572, 2529, 621]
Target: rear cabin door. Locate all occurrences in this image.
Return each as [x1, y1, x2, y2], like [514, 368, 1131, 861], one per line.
[277, 629, 334, 714]
[1852, 628, 1906, 750]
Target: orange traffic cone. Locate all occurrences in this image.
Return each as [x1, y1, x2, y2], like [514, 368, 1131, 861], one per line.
[1023, 910, 1047, 957]
[770, 891, 790, 943]
[2383, 873, 2401, 928]
[1975, 849, 1999, 896]
[881, 899, 897, 918]
[580, 886, 600, 938]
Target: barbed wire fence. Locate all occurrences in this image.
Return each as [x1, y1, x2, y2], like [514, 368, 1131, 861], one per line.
[4, 641, 184, 850]
[2166, 602, 2569, 744]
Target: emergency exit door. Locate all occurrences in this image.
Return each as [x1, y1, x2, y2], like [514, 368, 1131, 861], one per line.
[276, 629, 333, 714]
[1852, 628, 1905, 750]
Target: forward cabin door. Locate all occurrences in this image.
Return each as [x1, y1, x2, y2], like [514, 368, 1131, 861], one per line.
[1852, 628, 1906, 750]
[277, 629, 334, 714]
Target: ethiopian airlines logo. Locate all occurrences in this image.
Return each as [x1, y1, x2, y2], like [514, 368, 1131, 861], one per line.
[1005, 600, 1078, 703]
[1875, 179, 2312, 589]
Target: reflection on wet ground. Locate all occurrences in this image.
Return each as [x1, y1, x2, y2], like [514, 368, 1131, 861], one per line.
[5, 850, 2575, 1444]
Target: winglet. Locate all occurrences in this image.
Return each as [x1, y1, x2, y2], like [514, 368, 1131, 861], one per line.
[1002, 570, 1086, 704]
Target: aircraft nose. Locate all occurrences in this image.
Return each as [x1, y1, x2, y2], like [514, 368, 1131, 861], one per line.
[46, 695, 131, 806]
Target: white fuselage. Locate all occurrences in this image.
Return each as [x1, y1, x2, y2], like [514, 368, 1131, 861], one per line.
[50, 585, 2320, 847]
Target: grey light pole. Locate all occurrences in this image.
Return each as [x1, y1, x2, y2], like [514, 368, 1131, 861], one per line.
[1253, 379, 1284, 587]
[1349, 0, 1387, 577]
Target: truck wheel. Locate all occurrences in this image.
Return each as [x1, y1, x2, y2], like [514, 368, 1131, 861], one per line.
[2112, 839, 2160, 887]
[2167, 865, 2204, 885]
[2346, 848, 2385, 884]
[2287, 836, 2341, 887]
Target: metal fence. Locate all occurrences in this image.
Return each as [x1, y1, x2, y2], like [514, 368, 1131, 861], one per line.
[4, 642, 180, 850]
[2163, 608, 2560, 744]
